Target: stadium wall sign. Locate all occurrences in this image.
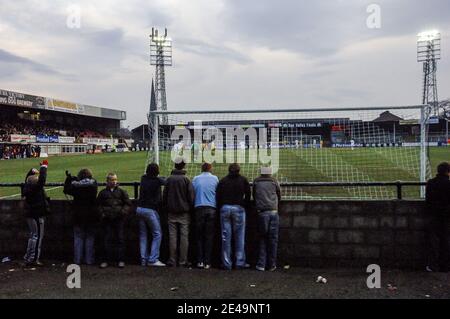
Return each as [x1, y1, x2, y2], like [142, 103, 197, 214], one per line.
[402, 142, 439, 147]
[1, 89, 125, 120]
[332, 143, 404, 148]
[45, 98, 84, 115]
[0, 89, 45, 109]
[332, 143, 364, 148]
[268, 122, 323, 128]
[82, 137, 114, 145]
[58, 136, 76, 144]
[36, 134, 60, 143]
[9, 134, 37, 143]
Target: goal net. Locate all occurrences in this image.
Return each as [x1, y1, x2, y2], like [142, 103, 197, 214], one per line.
[147, 105, 430, 200]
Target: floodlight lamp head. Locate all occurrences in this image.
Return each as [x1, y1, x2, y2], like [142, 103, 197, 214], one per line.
[151, 27, 171, 45]
[417, 30, 440, 42]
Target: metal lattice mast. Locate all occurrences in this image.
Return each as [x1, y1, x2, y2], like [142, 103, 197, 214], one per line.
[155, 57, 167, 125]
[146, 79, 158, 166]
[418, 30, 441, 116]
[150, 28, 172, 126]
[148, 28, 173, 165]
[417, 30, 441, 196]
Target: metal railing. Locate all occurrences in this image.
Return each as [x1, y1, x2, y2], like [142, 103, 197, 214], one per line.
[0, 181, 426, 200]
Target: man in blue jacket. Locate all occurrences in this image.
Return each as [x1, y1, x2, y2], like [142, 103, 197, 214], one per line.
[192, 162, 219, 269]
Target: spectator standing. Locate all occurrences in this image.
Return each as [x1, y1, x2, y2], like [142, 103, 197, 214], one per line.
[192, 162, 219, 269]
[425, 162, 450, 272]
[163, 160, 194, 267]
[253, 167, 281, 272]
[64, 169, 99, 265]
[136, 163, 166, 267]
[216, 163, 251, 270]
[22, 160, 50, 266]
[97, 173, 132, 269]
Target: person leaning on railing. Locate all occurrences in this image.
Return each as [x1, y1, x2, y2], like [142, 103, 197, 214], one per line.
[253, 167, 281, 272]
[216, 163, 251, 270]
[136, 163, 167, 267]
[425, 162, 450, 273]
[63, 169, 99, 266]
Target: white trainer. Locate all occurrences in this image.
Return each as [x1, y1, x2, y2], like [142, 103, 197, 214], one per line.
[148, 260, 166, 267]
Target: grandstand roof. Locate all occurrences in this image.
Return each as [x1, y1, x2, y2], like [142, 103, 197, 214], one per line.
[0, 88, 126, 121]
[373, 111, 403, 122]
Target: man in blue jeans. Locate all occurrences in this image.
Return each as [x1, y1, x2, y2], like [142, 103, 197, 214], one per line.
[253, 167, 281, 271]
[192, 162, 219, 269]
[216, 163, 251, 270]
[136, 163, 166, 267]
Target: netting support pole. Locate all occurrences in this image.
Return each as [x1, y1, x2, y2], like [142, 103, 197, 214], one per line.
[419, 105, 429, 198]
[153, 113, 160, 165]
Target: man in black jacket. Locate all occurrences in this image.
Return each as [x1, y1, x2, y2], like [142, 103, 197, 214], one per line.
[23, 160, 49, 266]
[97, 173, 132, 268]
[216, 163, 251, 270]
[64, 168, 98, 265]
[425, 162, 450, 272]
[136, 163, 166, 267]
[163, 160, 194, 267]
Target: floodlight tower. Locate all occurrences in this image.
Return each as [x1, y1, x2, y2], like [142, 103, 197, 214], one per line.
[150, 27, 172, 126]
[147, 28, 172, 165]
[417, 30, 441, 197]
[417, 30, 441, 113]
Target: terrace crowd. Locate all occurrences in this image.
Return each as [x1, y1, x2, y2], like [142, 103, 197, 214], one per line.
[0, 121, 105, 142]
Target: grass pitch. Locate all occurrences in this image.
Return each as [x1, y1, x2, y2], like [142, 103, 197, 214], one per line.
[0, 147, 448, 199]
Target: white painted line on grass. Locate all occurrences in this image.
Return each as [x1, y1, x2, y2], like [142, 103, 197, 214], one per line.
[0, 186, 62, 200]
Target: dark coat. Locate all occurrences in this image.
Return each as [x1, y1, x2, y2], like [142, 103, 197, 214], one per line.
[23, 166, 49, 218]
[97, 187, 132, 221]
[137, 175, 166, 210]
[163, 169, 194, 214]
[426, 174, 450, 216]
[216, 173, 251, 209]
[64, 176, 99, 225]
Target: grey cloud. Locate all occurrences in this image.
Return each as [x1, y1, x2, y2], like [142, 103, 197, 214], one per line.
[178, 38, 252, 64]
[223, 0, 450, 57]
[81, 28, 125, 48]
[0, 49, 62, 76]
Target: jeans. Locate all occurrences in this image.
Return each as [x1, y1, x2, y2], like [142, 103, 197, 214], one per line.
[195, 206, 216, 265]
[136, 207, 162, 264]
[220, 205, 246, 270]
[103, 218, 125, 262]
[24, 217, 45, 263]
[256, 211, 279, 270]
[73, 225, 96, 265]
[427, 214, 450, 270]
[168, 212, 190, 266]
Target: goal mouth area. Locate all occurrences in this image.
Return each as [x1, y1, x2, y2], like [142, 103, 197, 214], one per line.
[147, 104, 432, 200]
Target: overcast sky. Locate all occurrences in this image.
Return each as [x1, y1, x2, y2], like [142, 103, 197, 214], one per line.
[0, 0, 449, 128]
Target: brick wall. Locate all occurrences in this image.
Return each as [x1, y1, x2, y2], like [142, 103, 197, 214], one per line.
[0, 200, 428, 269]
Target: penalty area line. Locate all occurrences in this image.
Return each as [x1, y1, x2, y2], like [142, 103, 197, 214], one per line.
[0, 186, 62, 200]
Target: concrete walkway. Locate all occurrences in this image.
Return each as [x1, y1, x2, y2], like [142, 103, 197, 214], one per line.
[0, 261, 449, 299]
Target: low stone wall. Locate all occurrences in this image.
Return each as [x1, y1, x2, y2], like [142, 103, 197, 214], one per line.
[0, 200, 428, 269]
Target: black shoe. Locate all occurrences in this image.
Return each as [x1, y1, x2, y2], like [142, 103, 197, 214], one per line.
[22, 261, 34, 268]
[235, 263, 250, 270]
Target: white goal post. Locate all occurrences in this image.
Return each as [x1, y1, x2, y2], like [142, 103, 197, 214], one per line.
[147, 104, 432, 199]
